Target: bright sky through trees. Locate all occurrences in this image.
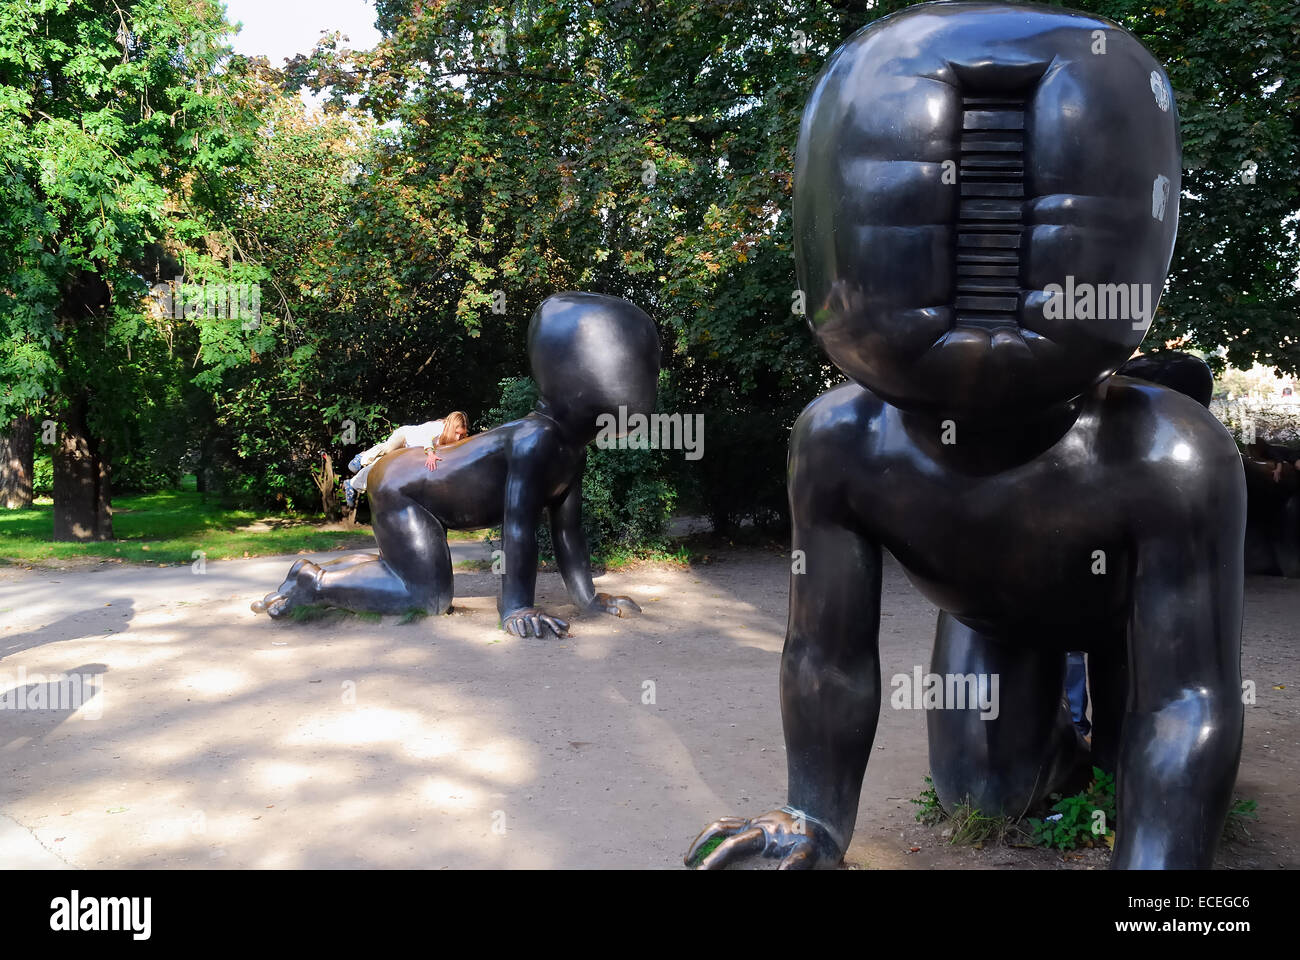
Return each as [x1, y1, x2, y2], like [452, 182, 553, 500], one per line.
[223, 0, 381, 63]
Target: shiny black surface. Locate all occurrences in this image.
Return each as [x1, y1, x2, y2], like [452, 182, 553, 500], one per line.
[1119, 351, 1215, 407]
[252, 292, 660, 637]
[689, 2, 1245, 870]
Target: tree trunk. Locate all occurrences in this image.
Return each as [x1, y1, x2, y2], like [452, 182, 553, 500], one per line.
[52, 398, 113, 541]
[195, 439, 209, 496]
[312, 452, 343, 522]
[341, 498, 358, 528]
[0, 415, 34, 508]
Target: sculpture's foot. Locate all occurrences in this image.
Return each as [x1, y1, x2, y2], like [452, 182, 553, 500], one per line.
[501, 607, 570, 638]
[587, 593, 641, 619]
[251, 560, 322, 619]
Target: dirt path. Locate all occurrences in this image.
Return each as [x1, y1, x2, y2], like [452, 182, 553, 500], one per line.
[0, 548, 1294, 869]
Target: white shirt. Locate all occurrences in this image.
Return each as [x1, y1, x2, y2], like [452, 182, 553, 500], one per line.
[359, 420, 445, 466]
[400, 420, 444, 450]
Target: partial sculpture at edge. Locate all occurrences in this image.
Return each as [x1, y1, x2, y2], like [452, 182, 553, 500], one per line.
[688, 2, 1245, 870]
[253, 292, 661, 638]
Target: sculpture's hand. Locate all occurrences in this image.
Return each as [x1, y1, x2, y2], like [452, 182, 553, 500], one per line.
[587, 593, 641, 619]
[501, 607, 570, 638]
[684, 807, 843, 870]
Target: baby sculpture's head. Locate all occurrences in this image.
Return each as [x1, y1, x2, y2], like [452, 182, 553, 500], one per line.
[794, 1, 1181, 419]
[527, 292, 661, 439]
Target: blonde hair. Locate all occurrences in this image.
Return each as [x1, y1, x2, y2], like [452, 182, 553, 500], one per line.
[439, 411, 469, 445]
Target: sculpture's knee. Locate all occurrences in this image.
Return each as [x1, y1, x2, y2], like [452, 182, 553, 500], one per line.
[928, 708, 1086, 818]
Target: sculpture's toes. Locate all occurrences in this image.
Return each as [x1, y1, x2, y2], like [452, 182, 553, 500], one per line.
[251, 591, 293, 618]
[264, 593, 295, 619]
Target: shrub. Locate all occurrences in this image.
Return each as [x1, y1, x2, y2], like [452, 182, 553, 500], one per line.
[484, 374, 677, 558]
[1027, 766, 1117, 851]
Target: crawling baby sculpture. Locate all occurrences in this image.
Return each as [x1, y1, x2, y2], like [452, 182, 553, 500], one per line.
[688, 2, 1246, 869]
[252, 292, 661, 638]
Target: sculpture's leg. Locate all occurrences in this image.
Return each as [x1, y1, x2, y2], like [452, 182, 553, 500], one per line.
[927, 612, 1087, 819]
[317, 551, 380, 570]
[252, 499, 453, 618]
[1111, 537, 1244, 869]
[1085, 634, 1129, 776]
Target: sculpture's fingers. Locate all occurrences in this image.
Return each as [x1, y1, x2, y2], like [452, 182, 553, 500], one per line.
[615, 597, 641, 617]
[778, 841, 816, 870]
[698, 826, 767, 870]
[684, 818, 748, 866]
[544, 615, 569, 637]
[528, 614, 543, 637]
[503, 618, 524, 638]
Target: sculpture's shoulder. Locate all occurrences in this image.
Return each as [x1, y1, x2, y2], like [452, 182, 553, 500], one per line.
[499, 413, 562, 455]
[1103, 376, 1239, 459]
[1100, 376, 1245, 505]
[789, 381, 892, 488]
[791, 381, 886, 453]
[499, 414, 588, 491]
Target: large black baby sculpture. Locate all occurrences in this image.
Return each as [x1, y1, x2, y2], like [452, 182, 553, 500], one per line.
[252, 292, 660, 638]
[688, 3, 1246, 869]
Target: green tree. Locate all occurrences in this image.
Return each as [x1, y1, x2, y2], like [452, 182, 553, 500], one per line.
[1070, 0, 1300, 372]
[9, 0, 1287, 543]
[282, 0, 900, 530]
[0, 0, 251, 537]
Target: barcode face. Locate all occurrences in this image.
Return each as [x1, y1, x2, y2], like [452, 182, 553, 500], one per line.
[954, 94, 1027, 330]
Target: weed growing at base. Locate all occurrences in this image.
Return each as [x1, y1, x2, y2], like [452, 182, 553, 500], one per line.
[1028, 767, 1116, 851]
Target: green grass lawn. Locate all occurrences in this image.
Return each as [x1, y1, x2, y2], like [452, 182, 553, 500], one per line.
[0, 489, 384, 566]
[1, 484, 666, 570]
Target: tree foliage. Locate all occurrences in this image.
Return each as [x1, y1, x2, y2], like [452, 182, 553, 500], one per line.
[0, 0, 255, 534]
[1074, 0, 1300, 372]
[2, 0, 1295, 539]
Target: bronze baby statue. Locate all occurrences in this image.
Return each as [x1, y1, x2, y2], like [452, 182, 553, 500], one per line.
[688, 2, 1245, 869]
[253, 292, 660, 638]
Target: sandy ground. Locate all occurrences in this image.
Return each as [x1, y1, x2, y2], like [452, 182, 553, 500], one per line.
[0, 547, 1295, 870]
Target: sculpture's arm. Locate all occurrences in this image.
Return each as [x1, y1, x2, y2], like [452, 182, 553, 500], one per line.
[1112, 454, 1246, 869]
[777, 480, 884, 862]
[497, 462, 569, 638]
[688, 414, 883, 869]
[549, 471, 641, 619]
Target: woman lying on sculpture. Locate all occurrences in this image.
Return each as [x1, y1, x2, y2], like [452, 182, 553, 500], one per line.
[344, 412, 470, 508]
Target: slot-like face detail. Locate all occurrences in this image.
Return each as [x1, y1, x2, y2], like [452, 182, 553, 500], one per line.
[793, 2, 1181, 417]
[955, 93, 1027, 331]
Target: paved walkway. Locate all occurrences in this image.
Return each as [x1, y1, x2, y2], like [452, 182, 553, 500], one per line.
[0, 549, 1295, 869]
